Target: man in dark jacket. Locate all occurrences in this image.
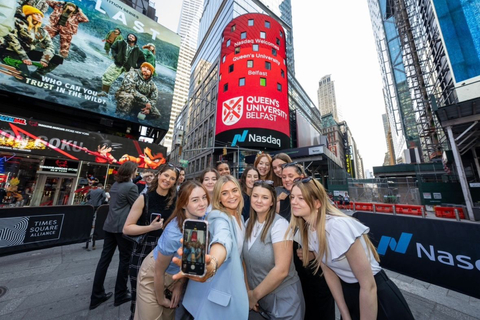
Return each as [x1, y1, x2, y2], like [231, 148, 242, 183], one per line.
[98, 33, 145, 96]
[86, 183, 106, 210]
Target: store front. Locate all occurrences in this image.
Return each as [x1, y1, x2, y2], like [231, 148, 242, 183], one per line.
[0, 114, 167, 207]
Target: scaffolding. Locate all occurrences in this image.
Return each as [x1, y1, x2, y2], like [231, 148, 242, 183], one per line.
[393, 0, 451, 161]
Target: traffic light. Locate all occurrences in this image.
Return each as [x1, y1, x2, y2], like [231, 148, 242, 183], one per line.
[223, 148, 227, 155]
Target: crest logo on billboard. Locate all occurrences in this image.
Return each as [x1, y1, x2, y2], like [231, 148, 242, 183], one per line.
[222, 97, 243, 126]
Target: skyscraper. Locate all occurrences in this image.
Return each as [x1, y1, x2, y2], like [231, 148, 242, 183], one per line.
[161, 0, 204, 152]
[367, 0, 450, 163]
[170, 0, 324, 177]
[317, 74, 340, 122]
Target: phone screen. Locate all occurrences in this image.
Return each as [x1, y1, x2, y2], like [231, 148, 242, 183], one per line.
[182, 219, 208, 277]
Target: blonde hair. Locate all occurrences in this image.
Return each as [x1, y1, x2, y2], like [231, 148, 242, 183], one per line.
[287, 178, 380, 274]
[211, 175, 244, 217]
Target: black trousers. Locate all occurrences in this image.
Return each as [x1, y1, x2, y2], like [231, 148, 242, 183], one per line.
[90, 231, 133, 304]
[341, 269, 415, 320]
[293, 242, 335, 320]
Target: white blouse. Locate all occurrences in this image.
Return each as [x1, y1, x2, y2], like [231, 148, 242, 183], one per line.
[296, 215, 381, 283]
[245, 218, 291, 250]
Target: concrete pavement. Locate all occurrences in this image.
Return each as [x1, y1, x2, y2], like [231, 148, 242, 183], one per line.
[0, 241, 479, 320]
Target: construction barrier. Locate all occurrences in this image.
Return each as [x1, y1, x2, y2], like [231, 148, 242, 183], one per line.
[353, 202, 374, 212]
[395, 204, 423, 216]
[434, 206, 466, 220]
[374, 203, 395, 213]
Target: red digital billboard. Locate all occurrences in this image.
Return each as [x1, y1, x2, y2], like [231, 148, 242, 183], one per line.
[215, 13, 289, 149]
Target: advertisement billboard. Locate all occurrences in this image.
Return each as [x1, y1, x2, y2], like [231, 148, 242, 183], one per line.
[216, 13, 289, 150]
[0, 0, 181, 131]
[432, 0, 480, 84]
[0, 113, 167, 168]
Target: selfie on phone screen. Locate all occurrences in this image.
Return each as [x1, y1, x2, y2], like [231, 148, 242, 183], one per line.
[182, 220, 207, 276]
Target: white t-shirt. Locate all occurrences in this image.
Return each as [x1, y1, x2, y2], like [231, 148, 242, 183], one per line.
[234, 217, 245, 255]
[245, 217, 291, 250]
[295, 215, 381, 283]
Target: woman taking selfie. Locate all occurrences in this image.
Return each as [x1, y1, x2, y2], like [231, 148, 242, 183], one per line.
[199, 167, 220, 214]
[288, 178, 414, 320]
[123, 163, 179, 318]
[134, 181, 209, 320]
[271, 153, 292, 187]
[239, 166, 259, 220]
[243, 180, 304, 320]
[173, 175, 248, 319]
[254, 153, 273, 181]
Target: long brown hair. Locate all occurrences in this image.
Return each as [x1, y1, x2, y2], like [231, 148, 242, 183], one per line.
[254, 153, 273, 181]
[114, 161, 137, 183]
[211, 175, 244, 217]
[287, 178, 380, 274]
[272, 153, 292, 187]
[148, 163, 179, 209]
[245, 181, 277, 243]
[239, 166, 259, 194]
[164, 181, 210, 231]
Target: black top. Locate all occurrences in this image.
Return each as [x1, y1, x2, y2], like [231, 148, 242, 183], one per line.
[138, 191, 176, 239]
[242, 192, 251, 221]
[275, 186, 291, 222]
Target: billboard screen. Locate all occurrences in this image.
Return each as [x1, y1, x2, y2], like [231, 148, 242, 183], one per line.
[0, 113, 167, 168]
[0, 0, 180, 131]
[432, 0, 480, 84]
[216, 13, 289, 150]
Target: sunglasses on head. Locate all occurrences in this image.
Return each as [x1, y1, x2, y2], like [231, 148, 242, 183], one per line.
[253, 180, 274, 186]
[165, 163, 180, 172]
[281, 162, 299, 169]
[293, 176, 322, 192]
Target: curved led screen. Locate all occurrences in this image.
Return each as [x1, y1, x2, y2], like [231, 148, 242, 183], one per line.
[215, 13, 289, 150]
[0, 0, 180, 131]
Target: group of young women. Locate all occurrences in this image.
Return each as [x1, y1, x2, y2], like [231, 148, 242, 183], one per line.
[91, 155, 414, 320]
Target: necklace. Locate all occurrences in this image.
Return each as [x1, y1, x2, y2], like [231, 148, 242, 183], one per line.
[253, 221, 265, 238]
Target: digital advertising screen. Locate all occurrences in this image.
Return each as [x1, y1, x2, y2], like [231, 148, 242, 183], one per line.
[432, 0, 480, 84]
[0, 0, 181, 131]
[216, 13, 289, 150]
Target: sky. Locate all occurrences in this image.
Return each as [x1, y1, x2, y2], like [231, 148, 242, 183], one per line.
[154, 0, 387, 174]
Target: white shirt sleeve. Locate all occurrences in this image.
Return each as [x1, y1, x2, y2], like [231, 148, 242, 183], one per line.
[271, 218, 291, 243]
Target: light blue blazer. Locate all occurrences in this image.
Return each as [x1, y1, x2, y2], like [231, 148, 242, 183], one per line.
[182, 210, 248, 320]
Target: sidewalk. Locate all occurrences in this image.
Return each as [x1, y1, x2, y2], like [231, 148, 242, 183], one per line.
[0, 241, 479, 320]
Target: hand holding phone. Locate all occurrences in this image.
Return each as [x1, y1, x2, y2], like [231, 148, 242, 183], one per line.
[150, 213, 163, 230]
[181, 219, 208, 277]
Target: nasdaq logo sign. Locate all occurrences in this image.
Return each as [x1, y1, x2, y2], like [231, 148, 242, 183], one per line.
[377, 232, 413, 255]
[231, 130, 248, 147]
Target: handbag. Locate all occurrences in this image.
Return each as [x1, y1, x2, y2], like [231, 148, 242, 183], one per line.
[123, 193, 149, 244]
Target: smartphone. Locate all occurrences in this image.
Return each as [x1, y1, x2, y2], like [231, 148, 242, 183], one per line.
[150, 213, 161, 223]
[182, 219, 208, 277]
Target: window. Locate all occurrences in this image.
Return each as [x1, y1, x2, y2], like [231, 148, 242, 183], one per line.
[226, 39, 230, 47]
[239, 78, 245, 86]
[260, 78, 266, 86]
[260, 31, 266, 39]
[241, 31, 247, 39]
[231, 24, 236, 32]
[277, 83, 282, 91]
[265, 21, 270, 28]
[247, 60, 254, 68]
[265, 61, 271, 70]
[281, 69, 285, 78]
[228, 64, 234, 73]
[272, 48, 277, 56]
[253, 44, 259, 52]
[224, 83, 228, 92]
[248, 19, 254, 26]
[276, 38, 280, 45]
[280, 31, 283, 38]
[235, 47, 240, 54]
[222, 55, 225, 63]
